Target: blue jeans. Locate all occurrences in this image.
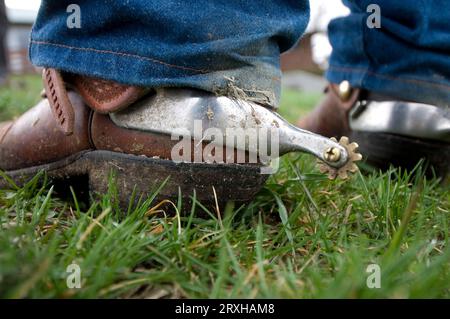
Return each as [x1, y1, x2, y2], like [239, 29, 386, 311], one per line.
[30, 0, 450, 108]
[30, 0, 309, 108]
[327, 0, 450, 106]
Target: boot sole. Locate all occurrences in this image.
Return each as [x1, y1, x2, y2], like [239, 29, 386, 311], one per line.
[0, 150, 268, 209]
[350, 131, 450, 179]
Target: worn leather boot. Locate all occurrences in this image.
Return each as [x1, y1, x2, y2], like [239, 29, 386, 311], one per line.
[298, 81, 450, 178]
[0, 69, 268, 207]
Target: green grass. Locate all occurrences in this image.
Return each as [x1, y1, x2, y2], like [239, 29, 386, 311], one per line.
[278, 88, 321, 122]
[0, 75, 449, 299]
[0, 75, 43, 120]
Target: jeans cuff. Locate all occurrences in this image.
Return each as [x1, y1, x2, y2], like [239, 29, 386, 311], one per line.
[30, 39, 281, 108]
[327, 64, 450, 106]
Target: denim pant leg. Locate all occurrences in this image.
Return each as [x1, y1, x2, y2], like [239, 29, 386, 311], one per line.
[327, 0, 450, 106]
[29, 0, 309, 108]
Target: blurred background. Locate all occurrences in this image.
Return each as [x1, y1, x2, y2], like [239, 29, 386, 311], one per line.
[0, 0, 349, 122]
[1, 0, 40, 78]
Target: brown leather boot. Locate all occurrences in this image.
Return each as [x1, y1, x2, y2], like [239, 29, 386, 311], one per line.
[297, 81, 361, 138]
[297, 81, 450, 178]
[0, 69, 267, 208]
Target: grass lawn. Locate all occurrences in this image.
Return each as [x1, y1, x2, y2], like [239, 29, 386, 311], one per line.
[0, 75, 449, 299]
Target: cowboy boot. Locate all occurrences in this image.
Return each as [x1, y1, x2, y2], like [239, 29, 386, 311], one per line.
[0, 69, 269, 208]
[298, 81, 450, 178]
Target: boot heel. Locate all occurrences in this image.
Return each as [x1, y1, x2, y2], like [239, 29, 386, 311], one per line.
[84, 151, 268, 210]
[350, 131, 450, 179]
